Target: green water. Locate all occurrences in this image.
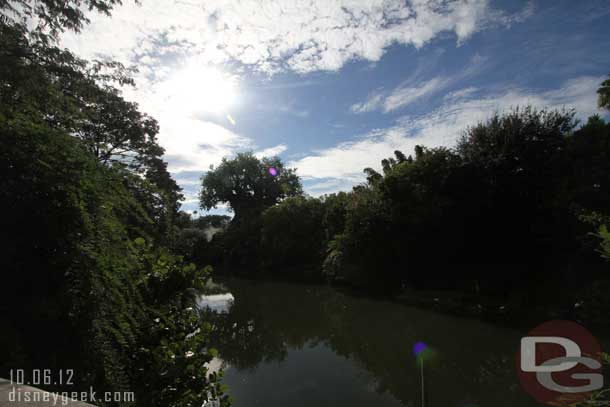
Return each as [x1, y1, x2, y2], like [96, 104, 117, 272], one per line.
[199, 278, 541, 407]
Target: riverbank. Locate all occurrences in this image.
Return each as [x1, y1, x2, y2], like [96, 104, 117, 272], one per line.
[393, 289, 558, 330]
[211, 269, 607, 335]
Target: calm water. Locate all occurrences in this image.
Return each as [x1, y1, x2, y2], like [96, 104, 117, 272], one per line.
[198, 278, 540, 407]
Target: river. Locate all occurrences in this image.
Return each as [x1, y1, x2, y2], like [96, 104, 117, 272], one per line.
[198, 278, 541, 407]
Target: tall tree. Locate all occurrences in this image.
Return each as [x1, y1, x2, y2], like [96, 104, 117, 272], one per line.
[0, 3, 229, 405]
[200, 152, 302, 222]
[0, 11, 182, 232]
[0, 20, 162, 170]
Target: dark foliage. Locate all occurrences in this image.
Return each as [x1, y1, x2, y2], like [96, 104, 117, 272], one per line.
[194, 104, 610, 319]
[0, 3, 228, 406]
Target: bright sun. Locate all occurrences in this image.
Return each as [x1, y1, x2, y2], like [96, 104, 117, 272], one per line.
[164, 63, 238, 116]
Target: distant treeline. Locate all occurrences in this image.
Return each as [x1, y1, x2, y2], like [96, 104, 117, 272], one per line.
[184, 85, 610, 325]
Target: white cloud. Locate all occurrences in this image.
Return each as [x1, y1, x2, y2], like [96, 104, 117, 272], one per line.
[305, 178, 361, 197]
[383, 77, 448, 112]
[61, 0, 525, 75]
[444, 86, 478, 100]
[290, 124, 432, 184]
[350, 77, 449, 114]
[293, 75, 604, 194]
[255, 144, 288, 158]
[350, 53, 489, 114]
[350, 91, 385, 113]
[55, 0, 532, 197]
[158, 118, 252, 173]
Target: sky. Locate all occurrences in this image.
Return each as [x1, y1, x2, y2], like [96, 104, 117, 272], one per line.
[60, 0, 610, 215]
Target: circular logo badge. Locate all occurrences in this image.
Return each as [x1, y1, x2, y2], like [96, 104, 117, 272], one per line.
[516, 320, 603, 406]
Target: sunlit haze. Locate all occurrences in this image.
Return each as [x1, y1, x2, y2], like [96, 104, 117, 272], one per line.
[160, 64, 238, 116]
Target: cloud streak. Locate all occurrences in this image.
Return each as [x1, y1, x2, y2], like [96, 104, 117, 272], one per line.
[351, 77, 449, 113]
[350, 53, 489, 114]
[255, 144, 288, 158]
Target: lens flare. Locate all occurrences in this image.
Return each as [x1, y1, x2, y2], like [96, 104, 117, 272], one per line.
[413, 341, 427, 356]
[268, 167, 278, 177]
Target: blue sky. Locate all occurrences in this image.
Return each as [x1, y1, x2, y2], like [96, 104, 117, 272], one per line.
[61, 0, 610, 215]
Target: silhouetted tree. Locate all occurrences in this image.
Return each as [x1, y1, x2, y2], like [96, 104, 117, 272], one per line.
[598, 74, 610, 111]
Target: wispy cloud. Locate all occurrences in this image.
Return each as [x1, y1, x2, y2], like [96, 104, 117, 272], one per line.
[350, 76, 450, 114]
[444, 87, 479, 101]
[294, 75, 604, 194]
[351, 53, 489, 114]
[255, 144, 288, 158]
[303, 178, 361, 197]
[255, 100, 310, 118]
[383, 77, 449, 112]
[350, 92, 385, 114]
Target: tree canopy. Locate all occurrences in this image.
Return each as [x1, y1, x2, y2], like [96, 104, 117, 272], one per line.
[1, 0, 124, 37]
[200, 152, 302, 221]
[194, 98, 610, 320]
[0, 3, 229, 406]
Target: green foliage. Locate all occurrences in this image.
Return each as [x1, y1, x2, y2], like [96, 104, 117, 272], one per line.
[205, 105, 610, 302]
[320, 192, 350, 241]
[596, 225, 610, 261]
[171, 213, 232, 269]
[5, 6, 608, 399]
[1, 0, 124, 37]
[0, 11, 183, 240]
[197, 153, 303, 273]
[323, 185, 392, 286]
[200, 152, 302, 222]
[322, 233, 347, 282]
[0, 3, 227, 405]
[319, 146, 466, 289]
[0, 116, 226, 405]
[131, 245, 230, 407]
[260, 196, 325, 273]
[564, 115, 610, 216]
[457, 107, 576, 167]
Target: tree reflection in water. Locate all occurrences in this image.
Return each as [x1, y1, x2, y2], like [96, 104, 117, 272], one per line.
[199, 278, 538, 407]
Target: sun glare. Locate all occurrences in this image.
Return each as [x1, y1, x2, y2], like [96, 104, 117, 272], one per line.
[163, 63, 238, 116]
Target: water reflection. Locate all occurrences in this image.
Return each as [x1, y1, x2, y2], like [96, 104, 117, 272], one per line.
[200, 279, 538, 407]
